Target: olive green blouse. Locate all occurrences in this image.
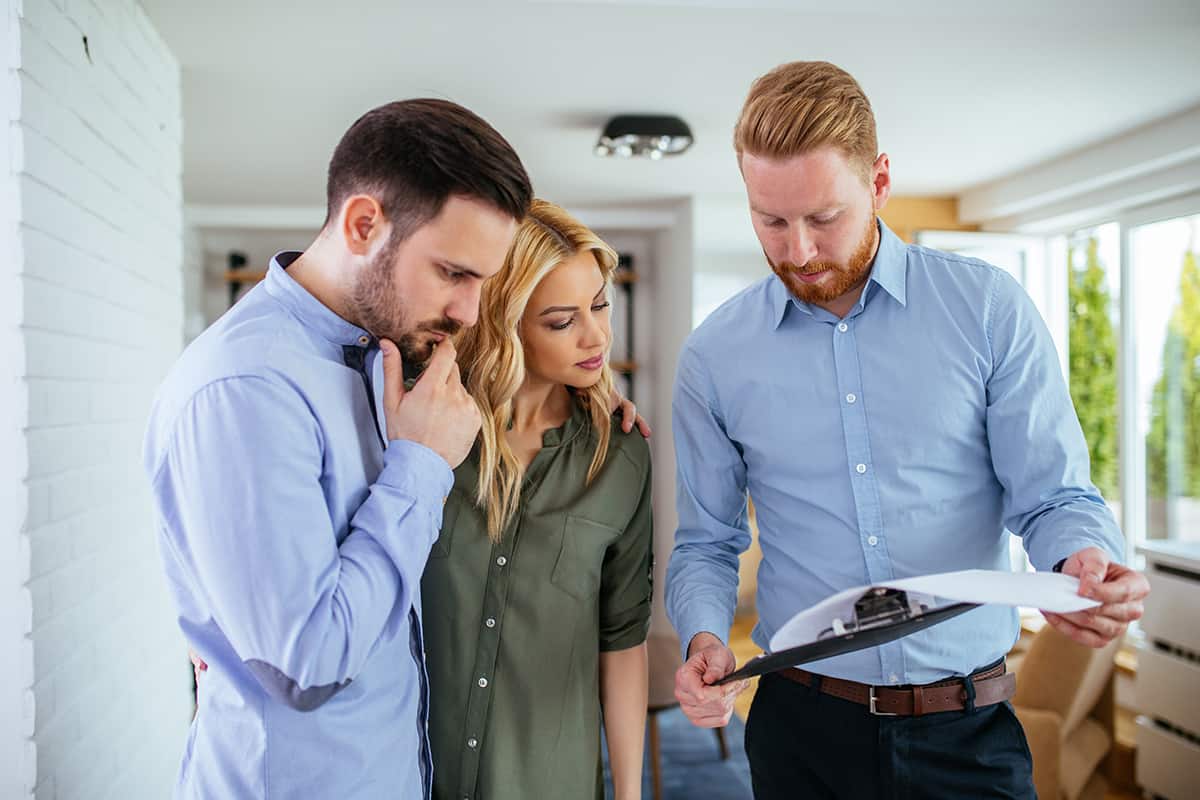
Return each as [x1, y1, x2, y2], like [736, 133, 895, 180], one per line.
[421, 402, 653, 800]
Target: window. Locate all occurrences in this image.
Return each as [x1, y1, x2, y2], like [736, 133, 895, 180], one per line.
[1131, 212, 1200, 543]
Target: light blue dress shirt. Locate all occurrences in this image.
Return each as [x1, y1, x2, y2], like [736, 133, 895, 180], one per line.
[144, 252, 451, 798]
[666, 220, 1123, 686]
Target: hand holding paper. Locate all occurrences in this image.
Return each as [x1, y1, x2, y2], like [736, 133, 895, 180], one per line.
[1044, 546, 1150, 648]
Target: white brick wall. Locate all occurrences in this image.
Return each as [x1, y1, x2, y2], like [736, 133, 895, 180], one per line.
[4, 1, 192, 798]
[3, 3, 36, 797]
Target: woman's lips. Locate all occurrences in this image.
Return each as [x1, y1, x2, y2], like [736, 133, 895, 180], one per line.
[576, 354, 605, 370]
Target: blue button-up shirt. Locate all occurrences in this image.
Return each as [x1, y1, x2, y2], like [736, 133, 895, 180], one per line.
[144, 252, 451, 798]
[665, 220, 1123, 685]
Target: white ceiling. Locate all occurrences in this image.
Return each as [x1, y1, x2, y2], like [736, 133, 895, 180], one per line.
[142, 0, 1200, 210]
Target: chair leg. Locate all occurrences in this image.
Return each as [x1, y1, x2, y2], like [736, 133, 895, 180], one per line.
[649, 713, 662, 800]
[714, 726, 729, 761]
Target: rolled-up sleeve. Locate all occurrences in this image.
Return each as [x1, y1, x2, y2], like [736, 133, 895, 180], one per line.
[151, 374, 452, 710]
[983, 269, 1125, 571]
[599, 455, 654, 652]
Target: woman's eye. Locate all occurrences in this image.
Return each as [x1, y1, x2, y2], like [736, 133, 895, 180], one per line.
[550, 318, 573, 331]
[592, 302, 611, 312]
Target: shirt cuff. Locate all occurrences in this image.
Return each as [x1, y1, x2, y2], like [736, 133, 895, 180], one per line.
[673, 602, 733, 663]
[378, 440, 454, 519]
[1034, 534, 1123, 573]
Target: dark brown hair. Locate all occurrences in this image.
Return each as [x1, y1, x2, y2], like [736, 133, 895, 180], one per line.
[325, 98, 532, 238]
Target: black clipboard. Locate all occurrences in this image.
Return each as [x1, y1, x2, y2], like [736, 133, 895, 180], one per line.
[714, 601, 980, 685]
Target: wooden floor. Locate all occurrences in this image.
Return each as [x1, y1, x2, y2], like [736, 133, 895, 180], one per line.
[725, 613, 1141, 799]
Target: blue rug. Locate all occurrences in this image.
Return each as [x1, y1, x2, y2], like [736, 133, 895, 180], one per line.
[603, 708, 752, 799]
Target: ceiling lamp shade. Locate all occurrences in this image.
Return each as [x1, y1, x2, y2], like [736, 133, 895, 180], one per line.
[594, 114, 693, 160]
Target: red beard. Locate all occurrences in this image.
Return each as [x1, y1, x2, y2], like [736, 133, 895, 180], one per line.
[769, 216, 878, 306]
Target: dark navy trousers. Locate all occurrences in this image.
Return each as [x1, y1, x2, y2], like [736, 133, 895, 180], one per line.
[744, 671, 1037, 799]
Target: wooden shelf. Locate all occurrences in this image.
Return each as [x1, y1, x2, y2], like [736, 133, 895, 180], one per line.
[609, 360, 639, 373]
[225, 270, 267, 284]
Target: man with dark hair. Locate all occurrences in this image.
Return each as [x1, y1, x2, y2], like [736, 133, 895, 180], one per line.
[144, 99, 532, 799]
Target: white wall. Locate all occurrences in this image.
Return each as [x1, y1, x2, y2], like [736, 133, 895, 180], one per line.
[6, 1, 192, 798]
[691, 193, 767, 326]
[645, 198, 695, 632]
[2, 3, 33, 796]
[180, 224, 207, 343]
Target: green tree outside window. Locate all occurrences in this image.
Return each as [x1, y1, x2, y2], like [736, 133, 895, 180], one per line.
[1068, 237, 1119, 499]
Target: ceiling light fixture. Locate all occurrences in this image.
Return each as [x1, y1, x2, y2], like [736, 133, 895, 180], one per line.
[594, 114, 693, 160]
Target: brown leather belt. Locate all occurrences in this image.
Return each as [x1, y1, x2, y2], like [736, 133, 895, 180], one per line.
[778, 660, 1015, 717]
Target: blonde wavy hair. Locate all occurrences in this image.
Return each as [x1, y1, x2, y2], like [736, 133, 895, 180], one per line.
[457, 199, 618, 541]
[734, 60, 878, 181]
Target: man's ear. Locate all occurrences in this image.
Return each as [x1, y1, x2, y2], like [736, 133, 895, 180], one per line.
[870, 153, 891, 213]
[338, 195, 388, 256]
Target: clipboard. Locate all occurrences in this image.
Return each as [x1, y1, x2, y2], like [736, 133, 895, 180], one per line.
[713, 569, 1100, 686]
[715, 596, 980, 686]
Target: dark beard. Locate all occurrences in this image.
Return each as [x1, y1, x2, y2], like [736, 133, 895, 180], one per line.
[349, 242, 460, 367]
[769, 215, 878, 305]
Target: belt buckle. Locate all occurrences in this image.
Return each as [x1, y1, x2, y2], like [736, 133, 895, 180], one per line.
[868, 686, 898, 716]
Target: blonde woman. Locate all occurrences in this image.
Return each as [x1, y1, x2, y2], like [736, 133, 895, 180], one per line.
[187, 200, 651, 796]
[422, 199, 652, 800]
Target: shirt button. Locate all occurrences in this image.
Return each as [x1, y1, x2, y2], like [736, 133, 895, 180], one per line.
[856, 463, 867, 474]
[837, 322, 848, 333]
[467, 738, 478, 749]
[478, 677, 488, 688]
[867, 535, 878, 546]
[485, 617, 496, 628]
[846, 393, 857, 404]
[496, 556, 507, 567]
[889, 674, 900, 684]
[358, 335, 370, 345]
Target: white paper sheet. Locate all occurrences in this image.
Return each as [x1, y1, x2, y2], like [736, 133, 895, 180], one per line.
[769, 569, 1099, 652]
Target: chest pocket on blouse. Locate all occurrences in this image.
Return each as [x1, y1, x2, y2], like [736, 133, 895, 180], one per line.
[428, 491, 462, 559]
[550, 514, 622, 601]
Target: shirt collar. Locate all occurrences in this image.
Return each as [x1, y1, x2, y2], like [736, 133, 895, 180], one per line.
[771, 217, 908, 328]
[263, 251, 376, 347]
